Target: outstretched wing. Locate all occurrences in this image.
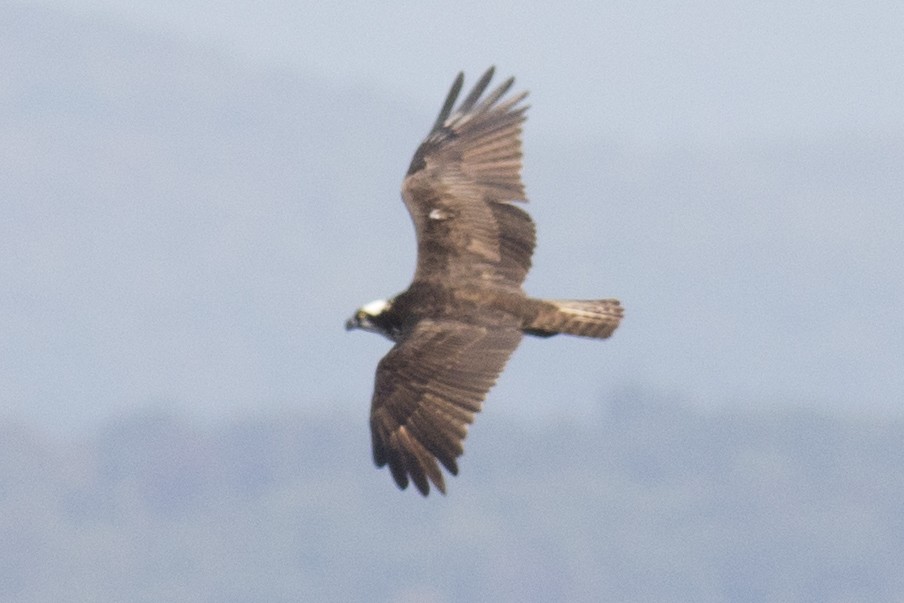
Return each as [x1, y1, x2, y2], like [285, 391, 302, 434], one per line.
[370, 318, 522, 495]
[402, 67, 535, 292]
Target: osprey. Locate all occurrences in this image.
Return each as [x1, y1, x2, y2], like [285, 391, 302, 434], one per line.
[346, 67, 622, 496]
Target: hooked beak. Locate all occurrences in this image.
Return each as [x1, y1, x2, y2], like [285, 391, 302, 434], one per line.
[345, 315, 359, 331]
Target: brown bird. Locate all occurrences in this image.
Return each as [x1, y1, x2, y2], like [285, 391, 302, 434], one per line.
[346, 67, 622, 495]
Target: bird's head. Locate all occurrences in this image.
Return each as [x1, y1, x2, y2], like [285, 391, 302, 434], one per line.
[345, 298, 397, 340]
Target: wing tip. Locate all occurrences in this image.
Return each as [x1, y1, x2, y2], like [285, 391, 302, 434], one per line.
[430, 67, 527, 133]
[373, 423, 451, 496]
[429, 71, 465, 135]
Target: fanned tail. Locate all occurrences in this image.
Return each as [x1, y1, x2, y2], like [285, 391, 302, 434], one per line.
[525, 298, 623, 339]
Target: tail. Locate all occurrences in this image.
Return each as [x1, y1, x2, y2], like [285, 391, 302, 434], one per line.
[525, 298, 623, 339]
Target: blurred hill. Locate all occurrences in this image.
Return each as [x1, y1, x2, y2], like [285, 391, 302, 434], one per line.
[1, 398, 902, 602]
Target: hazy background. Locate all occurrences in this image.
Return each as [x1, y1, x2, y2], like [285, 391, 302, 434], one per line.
[2, 1, 903, 600]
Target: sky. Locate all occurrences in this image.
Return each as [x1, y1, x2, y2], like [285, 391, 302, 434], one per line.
[41, 0, 904, 143]
[4, 1, 904, 432]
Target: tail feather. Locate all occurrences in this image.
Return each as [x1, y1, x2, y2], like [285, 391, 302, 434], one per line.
[525, 299, 623, 339]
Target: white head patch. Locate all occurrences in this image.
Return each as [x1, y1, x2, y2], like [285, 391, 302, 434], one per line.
[361, 298, 390, 316]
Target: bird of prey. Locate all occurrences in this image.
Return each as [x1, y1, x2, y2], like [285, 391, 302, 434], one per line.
[346, 67, 622, 496]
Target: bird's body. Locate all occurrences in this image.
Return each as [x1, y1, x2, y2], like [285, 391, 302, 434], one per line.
[346, 68, 622, 495]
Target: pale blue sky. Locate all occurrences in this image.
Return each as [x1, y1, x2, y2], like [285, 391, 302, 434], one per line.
[5, 1, 904, 430]
[41, 0, 904, 142]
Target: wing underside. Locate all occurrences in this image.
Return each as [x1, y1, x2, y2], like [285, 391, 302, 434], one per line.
[401, 68, 535, 292]
[370, 70, 534, 495]
[370, 318, 522, 495]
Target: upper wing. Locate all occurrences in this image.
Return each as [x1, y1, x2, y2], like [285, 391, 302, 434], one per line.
[402, 67, 536, 292]
[369, 318, 523, 495]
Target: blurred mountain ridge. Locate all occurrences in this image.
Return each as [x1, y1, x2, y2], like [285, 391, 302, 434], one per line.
[2, 397, 902, 601]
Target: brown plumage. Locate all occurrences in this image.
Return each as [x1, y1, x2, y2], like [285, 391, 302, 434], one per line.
[346, 67, 623, 495]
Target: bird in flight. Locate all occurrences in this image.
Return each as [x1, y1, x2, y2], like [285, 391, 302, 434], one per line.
[346, 67, 622, 495]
